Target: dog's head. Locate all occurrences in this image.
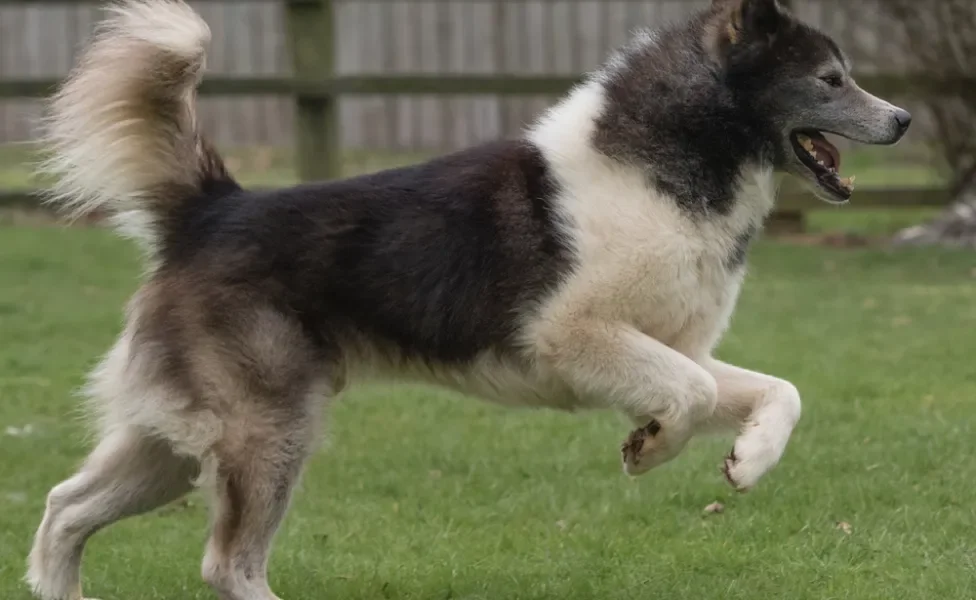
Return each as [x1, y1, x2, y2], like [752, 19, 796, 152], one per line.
[707, 0, 911, 203]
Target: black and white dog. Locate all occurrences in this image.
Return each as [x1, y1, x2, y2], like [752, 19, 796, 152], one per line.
[28, 1, 910, 599]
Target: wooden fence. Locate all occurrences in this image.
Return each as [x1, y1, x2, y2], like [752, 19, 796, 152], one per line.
[0, 0, 918, 150]
[0, 0, 966, 230]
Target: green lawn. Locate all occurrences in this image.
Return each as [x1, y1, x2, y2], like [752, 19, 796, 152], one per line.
[1, 225, 976, 600]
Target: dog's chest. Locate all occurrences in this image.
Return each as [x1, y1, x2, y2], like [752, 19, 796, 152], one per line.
[549, 166, 773, 358]
[587, 230, 746, 356]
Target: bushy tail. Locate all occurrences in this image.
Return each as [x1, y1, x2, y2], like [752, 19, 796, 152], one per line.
[39, 0, 235, 252]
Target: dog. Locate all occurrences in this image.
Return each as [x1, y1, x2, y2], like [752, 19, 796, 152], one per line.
[26, 1, 911, 599]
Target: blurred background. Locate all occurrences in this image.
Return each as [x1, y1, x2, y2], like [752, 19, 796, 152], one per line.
[0, 0, 972, 243]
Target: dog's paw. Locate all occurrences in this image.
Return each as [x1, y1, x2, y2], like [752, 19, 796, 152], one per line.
[721, 449, 746, 491]
[721, 441, 776, 492]
[621, 420, 687, 476]
[722, 418, 795, 491]
[621, 419, 660, 475]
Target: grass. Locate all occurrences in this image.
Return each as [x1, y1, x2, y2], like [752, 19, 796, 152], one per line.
[807, 208, 943, 237]
[2, 221, 976, 599]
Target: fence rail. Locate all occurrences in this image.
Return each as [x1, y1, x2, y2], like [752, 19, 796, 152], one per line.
[0, 0, 963, 231]
[5, 74, 974, 100]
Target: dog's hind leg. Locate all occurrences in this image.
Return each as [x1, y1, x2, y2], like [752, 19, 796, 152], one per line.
[26, 427, 199, 600]
[199, 398, 321, 600]
[201, 447, 306, 600]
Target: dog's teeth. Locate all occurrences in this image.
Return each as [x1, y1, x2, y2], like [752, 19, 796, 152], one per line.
[810, 150, 818, 159]
[840, 175, 856, 189]
[798, 135, 815, 153]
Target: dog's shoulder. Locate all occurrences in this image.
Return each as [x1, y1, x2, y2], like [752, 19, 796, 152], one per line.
[525, 80, 774, 355]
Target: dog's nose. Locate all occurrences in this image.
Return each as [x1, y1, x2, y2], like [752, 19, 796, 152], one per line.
[895, 108, 913, 132]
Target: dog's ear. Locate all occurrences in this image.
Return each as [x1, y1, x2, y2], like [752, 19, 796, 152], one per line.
[707, 0, 787, 61]
[733, 0, 785, 39]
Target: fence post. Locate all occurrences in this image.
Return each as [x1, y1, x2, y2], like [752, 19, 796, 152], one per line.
[285, 0, 340, 182]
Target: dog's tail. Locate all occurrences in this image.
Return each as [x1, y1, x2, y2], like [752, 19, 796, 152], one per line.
[39, 0, 236, 253]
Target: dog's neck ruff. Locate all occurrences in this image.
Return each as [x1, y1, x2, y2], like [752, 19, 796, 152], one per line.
[527, 78, 777, 228]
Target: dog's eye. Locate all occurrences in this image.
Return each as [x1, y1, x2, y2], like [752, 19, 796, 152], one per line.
[820, 74, 844, 88]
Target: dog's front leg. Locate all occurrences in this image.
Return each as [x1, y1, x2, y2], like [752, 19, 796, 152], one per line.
[531, 318, 717, 475]
[701, 359, 802, 491]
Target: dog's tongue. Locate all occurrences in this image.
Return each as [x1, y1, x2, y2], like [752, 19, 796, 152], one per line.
[811, 137, 840, 171]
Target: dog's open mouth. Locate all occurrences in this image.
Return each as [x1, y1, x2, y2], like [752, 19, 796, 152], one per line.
[790, 130, 856, 201]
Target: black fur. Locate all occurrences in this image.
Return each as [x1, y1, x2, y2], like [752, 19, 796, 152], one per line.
[593, 24, 770, 216]
[160, 140, 572, 365]
[592, 0, 851, 216]
[726, 224, 758, 270]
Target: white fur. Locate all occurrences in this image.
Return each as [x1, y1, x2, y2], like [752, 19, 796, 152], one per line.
[527, 81, 772, 356]
[513, 79, 797, 484]
[37, 0, 210, 254]
[85, 319, 224, 461]
[27, 427, 198, 600]
[705, 359, 801, 490]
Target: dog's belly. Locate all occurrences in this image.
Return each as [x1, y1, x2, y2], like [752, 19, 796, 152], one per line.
[440, 356, 583, 410]
[344, 249, 743, 410]
[347, 344, 584, 410]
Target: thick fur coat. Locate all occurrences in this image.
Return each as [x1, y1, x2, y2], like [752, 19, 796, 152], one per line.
[27, 1, 910, 599]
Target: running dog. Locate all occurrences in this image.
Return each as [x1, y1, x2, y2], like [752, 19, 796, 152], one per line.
[27, 1, 910, 598]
